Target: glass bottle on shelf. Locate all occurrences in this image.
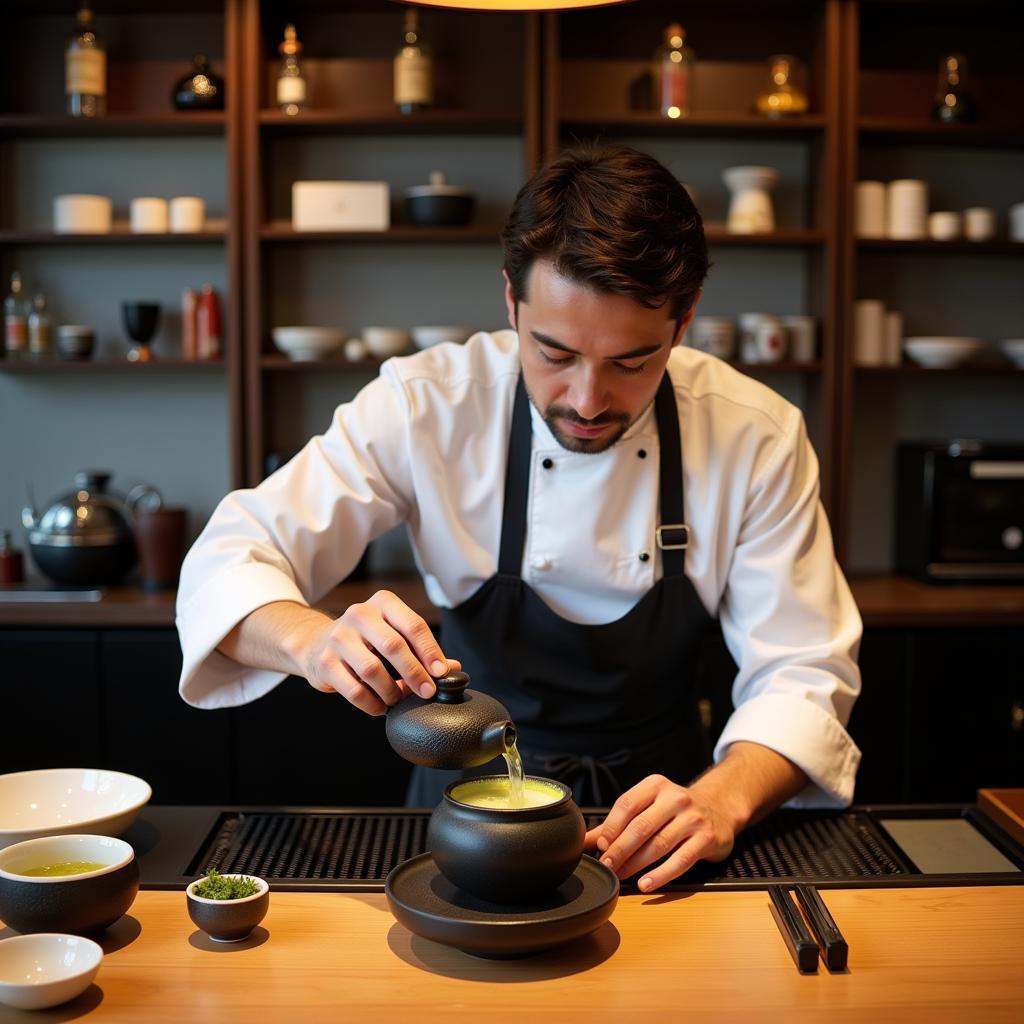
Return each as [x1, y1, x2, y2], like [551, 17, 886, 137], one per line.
[28, 293, 53, 358]
[755, 55, 808, 118]
[65, 2, 106, 118]
[277, 24, 307, 116]
[4, 272, 29, 360]
[172, 55, 225, 111]
[394, 7, 433, 115]
[653, 23, 694, 119]
[932, 53, 975, 123]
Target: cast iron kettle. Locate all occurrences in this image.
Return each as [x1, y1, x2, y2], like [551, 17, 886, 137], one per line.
[385, 671, 516, 770]
[22, 470, 161, 585]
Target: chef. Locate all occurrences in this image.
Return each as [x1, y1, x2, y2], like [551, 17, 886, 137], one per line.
[176, 142, 862, 893]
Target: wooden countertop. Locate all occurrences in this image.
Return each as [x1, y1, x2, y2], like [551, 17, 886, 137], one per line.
[1, 886, 1021, 1022]
[2, 575, 1023, 628]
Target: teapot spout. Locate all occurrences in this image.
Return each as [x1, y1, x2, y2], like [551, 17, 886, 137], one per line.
[481, 720, 517, 762]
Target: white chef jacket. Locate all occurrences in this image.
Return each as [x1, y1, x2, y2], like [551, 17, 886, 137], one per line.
[176, 329, 862, 807]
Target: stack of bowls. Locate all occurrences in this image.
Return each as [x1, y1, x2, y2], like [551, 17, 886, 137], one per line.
[56, 325, 95, 360]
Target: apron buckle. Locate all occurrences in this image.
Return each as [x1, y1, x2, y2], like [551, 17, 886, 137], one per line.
[656, 523, 690, 550]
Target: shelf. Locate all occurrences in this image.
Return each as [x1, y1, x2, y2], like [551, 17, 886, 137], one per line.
[258, 110, 523, 135]
[0, 231, 226, 247]
[858, 118, 1024, 149]
[0, 113, 226, 138]
[560, 113, 827, 139]
[858, 239, 1024, 255]
[262, 356, 381, 371]
[0, 359, 226, 373]
[730, 360, 823, 373]
[850, 575, 1024, 628]
[260, 223, 501, 244]
[706, 229, 825, 247]
[855, 364, 1022, 377]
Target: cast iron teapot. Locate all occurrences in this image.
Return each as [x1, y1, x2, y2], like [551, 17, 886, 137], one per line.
[385, 671, 516, 770]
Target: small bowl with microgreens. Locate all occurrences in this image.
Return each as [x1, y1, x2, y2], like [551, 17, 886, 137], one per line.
[186, 870, 269, 943]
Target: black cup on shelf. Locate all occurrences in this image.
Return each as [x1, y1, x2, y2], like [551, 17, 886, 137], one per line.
[122, 302, 161, 363]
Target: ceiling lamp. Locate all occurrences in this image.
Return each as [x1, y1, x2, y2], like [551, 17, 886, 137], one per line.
[394, 1, 633, 10]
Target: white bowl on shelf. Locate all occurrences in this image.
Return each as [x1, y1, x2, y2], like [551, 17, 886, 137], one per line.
[362, 327, 411, 359]
[272, 327, 345, 361]
[410, 326, 474, 349]
[1000, 339, 1024, 368]
[902, 336, 983, 369]
[0, 934, 103, 1010]
[0, 768, 151, 851]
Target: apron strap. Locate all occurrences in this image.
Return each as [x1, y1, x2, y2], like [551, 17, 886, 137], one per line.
[498, 375, 533, 576]
[498, 371, 688, 578]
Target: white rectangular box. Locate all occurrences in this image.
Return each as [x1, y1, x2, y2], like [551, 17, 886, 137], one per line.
[291, 181, 390, 231]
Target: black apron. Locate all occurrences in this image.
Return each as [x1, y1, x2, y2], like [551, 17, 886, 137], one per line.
[405, 372, 716, 808]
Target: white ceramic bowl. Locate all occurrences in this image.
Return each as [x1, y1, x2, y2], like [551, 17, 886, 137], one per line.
[1000, 339, 1024, 368]
[0, 933, 102, 1010]
[0, 768, 151, 851]
[53, 194, 112, 234]
[903, 336, 983, 369]
[272, 327, 345, 361]
[410, 326, 474, 349]
[362, 326, 411, 359]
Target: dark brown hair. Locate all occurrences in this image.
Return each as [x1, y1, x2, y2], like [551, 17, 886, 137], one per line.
[501, 142, 708, 321]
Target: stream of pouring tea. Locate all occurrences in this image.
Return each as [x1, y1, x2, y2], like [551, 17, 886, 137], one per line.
[502, 735, 526, 807]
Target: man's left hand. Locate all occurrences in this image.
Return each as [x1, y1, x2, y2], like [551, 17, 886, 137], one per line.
[583, 774, 736, 893]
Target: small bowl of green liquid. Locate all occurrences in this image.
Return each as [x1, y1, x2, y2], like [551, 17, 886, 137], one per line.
[0, 834, 139, 935]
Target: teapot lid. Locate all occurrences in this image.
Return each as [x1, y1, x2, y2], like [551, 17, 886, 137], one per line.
[31, 470, 133, 547]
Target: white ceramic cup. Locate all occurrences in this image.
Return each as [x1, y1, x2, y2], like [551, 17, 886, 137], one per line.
[854, 299, 886, 365]
[928, 211, 961, 240]
[688, 316, 736, 359]
[854, 181, 886, 238]
[169, 196, 206, 233]
[130, 197, 169, 234]
[738, 313, 786, 363]
[885, 311, 903, 366]
[1009, 202, 1024, 242]
[781, 315, 817, 364]
[886, 179, 928, 239]
[963, 206, 996, 241]
[53, 194, 112, 234]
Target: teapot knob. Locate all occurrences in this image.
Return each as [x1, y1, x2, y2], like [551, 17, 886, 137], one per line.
[434, 671, 470, 704]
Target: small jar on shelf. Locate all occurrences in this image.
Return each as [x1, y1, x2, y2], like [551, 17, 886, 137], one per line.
[755, 55, 808, 118]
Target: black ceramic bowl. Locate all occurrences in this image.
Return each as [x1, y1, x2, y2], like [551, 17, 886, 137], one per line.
[404, 192, 476, 227]
[186, 875, 269, 942]
[0, 834, 139, 935]
[428, 775, 585, 904]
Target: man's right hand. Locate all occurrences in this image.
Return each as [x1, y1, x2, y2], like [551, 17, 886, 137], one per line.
[292, 590, 459, 716]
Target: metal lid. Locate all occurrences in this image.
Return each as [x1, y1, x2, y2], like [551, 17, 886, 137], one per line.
[28, 470, 135, 548]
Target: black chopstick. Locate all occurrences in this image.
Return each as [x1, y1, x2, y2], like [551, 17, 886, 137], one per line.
[768, 885, 819, 973]
[794, 884, 849, 972]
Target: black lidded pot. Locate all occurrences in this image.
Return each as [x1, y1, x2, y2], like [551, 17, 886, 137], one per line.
[428, 776, 585, 904]
[385, 671, 516, 770]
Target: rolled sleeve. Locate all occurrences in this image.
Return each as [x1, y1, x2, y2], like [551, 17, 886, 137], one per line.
[716, 407, 863, 807]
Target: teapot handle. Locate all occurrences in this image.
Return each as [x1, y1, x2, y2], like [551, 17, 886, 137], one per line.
[126, 484, 163, 512]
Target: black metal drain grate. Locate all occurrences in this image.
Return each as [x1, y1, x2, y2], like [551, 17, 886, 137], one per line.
[186, 809, 911, 889]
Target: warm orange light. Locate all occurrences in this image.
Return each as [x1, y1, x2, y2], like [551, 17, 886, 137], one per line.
[392, 1, 633, 10]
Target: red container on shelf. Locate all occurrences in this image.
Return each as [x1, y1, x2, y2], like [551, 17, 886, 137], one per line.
[196, 285, 221, 360]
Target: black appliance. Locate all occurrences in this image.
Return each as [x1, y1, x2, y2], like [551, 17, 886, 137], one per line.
[895, 440, 1024, 582]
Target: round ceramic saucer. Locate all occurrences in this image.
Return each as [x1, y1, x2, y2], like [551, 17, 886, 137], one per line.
[385, 853, 619, 959]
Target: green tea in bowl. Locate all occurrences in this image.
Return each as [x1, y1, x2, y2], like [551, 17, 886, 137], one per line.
[16, 862, 107, 877]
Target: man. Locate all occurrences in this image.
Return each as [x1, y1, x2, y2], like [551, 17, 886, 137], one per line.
[177, 143, 862, 893]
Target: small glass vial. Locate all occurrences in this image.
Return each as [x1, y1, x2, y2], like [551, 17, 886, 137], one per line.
[0, 530, 25, 585]
[756, 55, 808, 118]
[653, 23, 694, 119]
[277, 24, 307, 116]
[28, 293, 53, 358]
[4, 271, 29, 359]
[932, 53, 975, 123]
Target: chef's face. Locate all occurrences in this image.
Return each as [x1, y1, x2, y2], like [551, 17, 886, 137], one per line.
[505, 260, 698, 453]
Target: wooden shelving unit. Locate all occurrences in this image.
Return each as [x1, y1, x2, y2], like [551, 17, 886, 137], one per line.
[2, 0, 1021, 619]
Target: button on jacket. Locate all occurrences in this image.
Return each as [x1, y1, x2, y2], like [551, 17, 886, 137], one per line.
[176, 330, 863, 807]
